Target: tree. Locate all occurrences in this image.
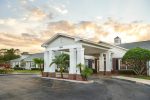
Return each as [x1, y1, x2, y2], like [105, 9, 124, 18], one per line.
[76, 63, 85, 73]
[33, 58, 44, 74]
[122, 47, 150, 75]
[76, 63, 93, 80]
[0, 48, 20, 63]
[50, 53, 69, 78]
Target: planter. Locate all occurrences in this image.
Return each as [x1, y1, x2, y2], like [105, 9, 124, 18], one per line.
[76, 74, 86, 81]
[55, 72, 69, 79]
[42, 72, 49, 77]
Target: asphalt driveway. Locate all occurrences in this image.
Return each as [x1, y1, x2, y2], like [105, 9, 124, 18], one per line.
[0, 75, 150, 100]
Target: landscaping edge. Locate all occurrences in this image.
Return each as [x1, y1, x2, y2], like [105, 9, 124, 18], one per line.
[112, 76, 150, 86]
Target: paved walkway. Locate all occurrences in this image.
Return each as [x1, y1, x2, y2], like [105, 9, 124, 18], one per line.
[112, 76, 150, 86]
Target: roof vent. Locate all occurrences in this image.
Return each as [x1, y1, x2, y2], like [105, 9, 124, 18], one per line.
[114, 36, 121, 45]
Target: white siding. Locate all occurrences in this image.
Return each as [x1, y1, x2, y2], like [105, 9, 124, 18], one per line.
[47, 36, 76, 49]
[110, 47, 127, 58]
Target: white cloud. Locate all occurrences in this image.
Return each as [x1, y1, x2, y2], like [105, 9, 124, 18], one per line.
[53, 5, 68, 15]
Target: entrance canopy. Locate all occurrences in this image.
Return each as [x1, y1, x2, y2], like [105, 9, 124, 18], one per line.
[42, 33, 114, 78]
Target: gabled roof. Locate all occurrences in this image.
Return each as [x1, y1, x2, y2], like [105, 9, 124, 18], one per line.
[41, 33, 129, 51]
[23, 53, 44, 61]
[118, 40, 150, 50]
[41, 33, 75, 47]
[41, 33, 111, 49]
[10, 53, 44, 62]
[10, 58, 22, 62]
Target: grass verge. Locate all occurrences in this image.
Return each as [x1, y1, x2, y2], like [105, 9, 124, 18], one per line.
[12, 70, 41, 74]
[134, 76, 150, 80]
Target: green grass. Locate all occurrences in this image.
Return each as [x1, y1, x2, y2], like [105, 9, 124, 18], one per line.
[134, 76, 150, 80]
[12, 70, 41, 74]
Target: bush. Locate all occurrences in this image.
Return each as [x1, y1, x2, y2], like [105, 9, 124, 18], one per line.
[92, 69, 97, 73]
[15, 65, 19, 68]
[31, 68, 41, 70]
[122, 47, 150, 75]
[81, 67, 93, 80]
[0, 69, 6, 74]
[14, 67, 25, 70]
[118, 70, 135, 75]
[0, 69, 13, 74]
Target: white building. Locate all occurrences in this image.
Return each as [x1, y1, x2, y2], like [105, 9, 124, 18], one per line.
[10, 52, 44, 69]
[41, 33, 128, 79]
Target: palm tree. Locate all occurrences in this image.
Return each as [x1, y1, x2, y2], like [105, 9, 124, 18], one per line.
[50, 53, 69, 78]
[76, 63, 93, 80]
[76, 63, 85, 72]
[33, 58, 44, 74]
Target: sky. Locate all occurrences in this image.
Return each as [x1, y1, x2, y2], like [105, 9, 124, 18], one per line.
[0, 0, 150, 53]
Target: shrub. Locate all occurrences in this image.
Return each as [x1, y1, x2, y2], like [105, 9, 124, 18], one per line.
[122, 47, 150, 75]
[118, 70, 135, 75]
[0, 69, 6, 74]
[15, 65, 19, 68]
[0, 69, 13, 74]
[92, 69, 97, 73]
[31, 68, 41, 70]
[81, 67, 93, 80]
[14, 67, 25, 70]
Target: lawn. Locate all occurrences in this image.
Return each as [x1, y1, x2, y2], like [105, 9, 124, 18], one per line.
[134, 76, 150, 80]
[12, 70, 41, 74]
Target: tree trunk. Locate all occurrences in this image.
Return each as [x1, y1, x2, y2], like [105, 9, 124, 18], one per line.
[60, 72, 63, 78]
[60, 67, 63, 78]
[39, 64, 43, 74]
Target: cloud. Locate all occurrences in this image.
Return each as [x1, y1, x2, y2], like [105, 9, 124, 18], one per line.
[1, 19, 150, 53]
[53, 5, 68, 15]
[0, 32, 44, 53]
[43, 19, 150, 44]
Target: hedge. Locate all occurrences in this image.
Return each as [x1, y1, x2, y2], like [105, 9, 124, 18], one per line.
[118, 70, 135, 75]
[0, 69, 13, 74]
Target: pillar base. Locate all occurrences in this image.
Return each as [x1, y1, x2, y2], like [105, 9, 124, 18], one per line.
[98, 71, 112, 75]
[42, 72, 49, 77]
[68, 74, 76, 80]
[48, 72, 56, 78]
[76, 74, 85, 81]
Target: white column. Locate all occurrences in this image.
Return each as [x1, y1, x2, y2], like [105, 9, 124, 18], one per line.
[44, 51, 49, 72]
[99, 53, 104, 71]
[76, 48, 85, 74]
[118, 59, 121, 70]
[69, 48, 77, 74]
[49, 50, 56, 72]
[19, 62, 21, 67]
[106, 51, 111, 71]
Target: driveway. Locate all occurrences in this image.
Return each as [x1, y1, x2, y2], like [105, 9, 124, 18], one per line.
[0, 75, 150, 100]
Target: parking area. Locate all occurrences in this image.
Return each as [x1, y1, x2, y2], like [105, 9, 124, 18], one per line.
[0, 75, 150, 100]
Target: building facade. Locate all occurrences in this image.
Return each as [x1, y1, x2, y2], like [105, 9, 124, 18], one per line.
[41, 33, 128, 79]
[10, 53, 44, 69]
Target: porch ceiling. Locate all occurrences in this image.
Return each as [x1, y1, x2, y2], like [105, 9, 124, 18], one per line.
[83, 45, 107, 55]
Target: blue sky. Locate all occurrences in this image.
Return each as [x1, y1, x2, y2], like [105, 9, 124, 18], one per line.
[0, 0, 150, 22]
[0, 0, 150, 52]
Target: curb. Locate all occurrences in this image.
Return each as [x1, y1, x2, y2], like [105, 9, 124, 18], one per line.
[112, 77, 150, 87]
[41, 77, 94, 84]
[0, 73, 39, 76]
[112, 77, 136, 83]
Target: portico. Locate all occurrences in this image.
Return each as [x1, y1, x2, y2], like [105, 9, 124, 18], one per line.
[41, 33, 117, 79]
